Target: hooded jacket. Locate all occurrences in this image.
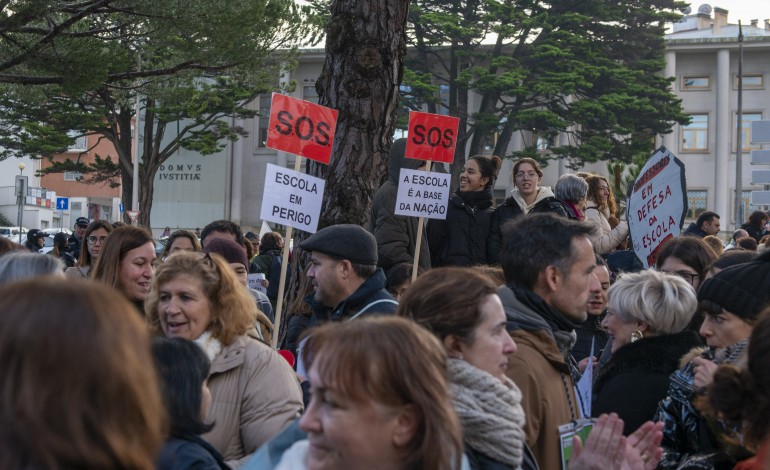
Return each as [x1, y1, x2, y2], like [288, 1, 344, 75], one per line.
[654, 340, 750, 469]
[498, 285, 580, 470]
[487, 188, 567, 264]
[427, 188, 495, 267]
[368, 138, 431, 272]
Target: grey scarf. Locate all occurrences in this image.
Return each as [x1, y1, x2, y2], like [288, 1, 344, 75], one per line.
[448, 358, 526, 468]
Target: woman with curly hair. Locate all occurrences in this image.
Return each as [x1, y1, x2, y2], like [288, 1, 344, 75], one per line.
[585, 175, 628, 255]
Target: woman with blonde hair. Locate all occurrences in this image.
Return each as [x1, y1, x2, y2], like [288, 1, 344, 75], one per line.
[585, 174, 628, 255]
[278, 316, 464, 470]
[0, 278, 165, 469]
[146, 251, 303, 466]
[594, 269, 701, 434]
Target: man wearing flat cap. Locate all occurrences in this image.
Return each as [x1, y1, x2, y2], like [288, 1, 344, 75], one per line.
[283, 224, 397, 354]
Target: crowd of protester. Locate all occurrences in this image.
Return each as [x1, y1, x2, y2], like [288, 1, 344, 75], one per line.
[2, 153, 770, 470]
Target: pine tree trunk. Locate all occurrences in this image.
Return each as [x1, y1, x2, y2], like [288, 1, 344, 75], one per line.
[277, 0, 411, 347]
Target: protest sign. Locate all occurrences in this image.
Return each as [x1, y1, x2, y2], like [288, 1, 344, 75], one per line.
[266, 93, 338, 164]
[628, 146, 688, 268]
[404, 111, 460, 163]
[395, 169, 451, 220]
[260, 163, 325, 234]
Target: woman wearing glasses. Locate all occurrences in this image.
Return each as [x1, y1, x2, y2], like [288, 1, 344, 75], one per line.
[146, 251, 303, 467]
[488, 158, 566, 264]
[65, 220, 113, 279]
[655, 236, 717, 293]
[584, 174, 628, 255]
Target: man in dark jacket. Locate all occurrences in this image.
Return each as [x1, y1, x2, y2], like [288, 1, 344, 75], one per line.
[498, 213, 601, 470]
[68, 217, 89, 259]
[368, 138, 431, 272]
[24, 229, 47, 253]
[284, 224, 398, 355]
[683, 211, 720, 238]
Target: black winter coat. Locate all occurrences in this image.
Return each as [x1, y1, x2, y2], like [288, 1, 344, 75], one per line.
[571, 313, 609, 363]
[466, 443, 540, 470]
[157, 434, 229, 470]
[427, 189, 495, 267]
[593, 330, 701, 435]
[487, 196, 567, 264]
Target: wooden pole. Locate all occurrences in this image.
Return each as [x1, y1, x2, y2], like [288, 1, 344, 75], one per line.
[411, 161, 432, 282]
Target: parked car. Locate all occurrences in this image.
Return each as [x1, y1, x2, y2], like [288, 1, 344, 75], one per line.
[0, 226, 28, 240]
[42, 228, 72, 237]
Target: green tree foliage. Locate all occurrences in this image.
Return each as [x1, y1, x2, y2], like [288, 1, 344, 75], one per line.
[403, 0, 689, 169]
[0, 0, 317, 226]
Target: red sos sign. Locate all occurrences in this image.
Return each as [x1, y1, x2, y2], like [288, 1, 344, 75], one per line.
[405, 111, 460, 164]
[266, 93, 338, 164]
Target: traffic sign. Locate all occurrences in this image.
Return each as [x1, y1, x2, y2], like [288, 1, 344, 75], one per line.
[127, 210, 140, 225]
[55, 197, 69, 210]
[119, 202, 124, 213]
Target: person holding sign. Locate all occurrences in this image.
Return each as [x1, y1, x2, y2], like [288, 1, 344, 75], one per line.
[488, 158, 567, 264]
[369, 138, 431, 272]
[585, 175, 629, 255]
[427, 154, 501, 267]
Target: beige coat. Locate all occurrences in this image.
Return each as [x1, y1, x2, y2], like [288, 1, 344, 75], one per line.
[584, 200, 628, 254]
[203, 334, 303, 468]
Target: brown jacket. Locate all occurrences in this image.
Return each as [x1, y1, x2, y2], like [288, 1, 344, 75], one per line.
[203, 334, 303, 468]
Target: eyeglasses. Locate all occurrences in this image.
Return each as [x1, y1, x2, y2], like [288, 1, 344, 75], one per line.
[661, 270, 699, 286]
[87, 236, 107, 245]
[515, 171, 539, 179]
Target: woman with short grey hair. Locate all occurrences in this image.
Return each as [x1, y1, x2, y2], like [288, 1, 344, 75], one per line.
[592, 270, 702, 434]
[0, 251, 65, 284]
[554, 173, 589, 220]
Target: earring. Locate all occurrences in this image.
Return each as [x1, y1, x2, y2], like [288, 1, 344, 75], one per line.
[630, 330, 644, 343]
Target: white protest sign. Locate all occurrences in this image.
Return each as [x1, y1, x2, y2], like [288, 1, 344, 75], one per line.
[260, 163, 325, 233]
[247, 273, 267, 294]
[394, 168, 450, 220]
[575, 339, 595, 418]
[627, 146, 687, 269]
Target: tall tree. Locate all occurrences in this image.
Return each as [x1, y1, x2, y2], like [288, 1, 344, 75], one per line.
[0, 0, 317, 226]
[308, 0, 411, 227]
[403, 0, 689, 169]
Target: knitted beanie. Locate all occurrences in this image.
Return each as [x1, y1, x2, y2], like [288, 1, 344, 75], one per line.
[697, 250, 770, 320]
[204, 238, 248, 268]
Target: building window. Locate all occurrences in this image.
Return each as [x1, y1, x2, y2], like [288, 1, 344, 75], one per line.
[682, 76, 710, 90]
[740, 190, 758, 223]
[686, 190, 707, 220]
[64, 171, 83, 181]
[303, 84, 319, 103]
[681, 114, 709, 151]
[735, 113, 763, 152]
[67, 132, 87, 152]
[256, 94, 272, 148]
[734, 74, 764, 89]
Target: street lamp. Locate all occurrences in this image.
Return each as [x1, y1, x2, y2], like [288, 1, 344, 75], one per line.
[16, 162, 27, 244]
